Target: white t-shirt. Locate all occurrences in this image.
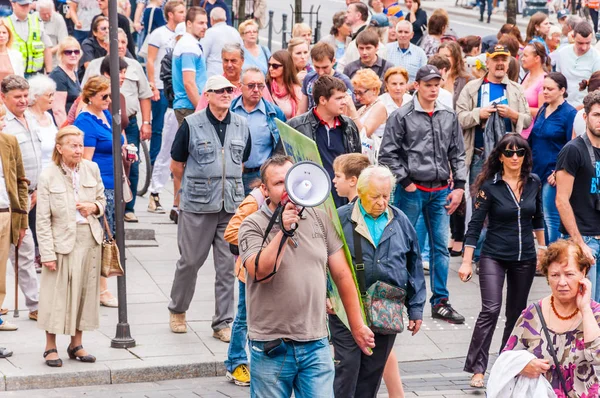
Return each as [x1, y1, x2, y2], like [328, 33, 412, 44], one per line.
[554, 45, 600, 108]
[36, 112, 58, 171]
[0, 154, 9, 208]
[147, 25, 177, 90]
[438, 88, 454, 109]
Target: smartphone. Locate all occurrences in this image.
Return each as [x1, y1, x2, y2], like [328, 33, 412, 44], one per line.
[264, 338, 287, 357]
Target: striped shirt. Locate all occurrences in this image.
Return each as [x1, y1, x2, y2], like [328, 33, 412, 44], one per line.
[4, 109, 42, 191]
[384, 42, 428, 83]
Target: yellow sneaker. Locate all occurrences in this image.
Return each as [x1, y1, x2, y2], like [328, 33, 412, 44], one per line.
[226, 364, 250, 387]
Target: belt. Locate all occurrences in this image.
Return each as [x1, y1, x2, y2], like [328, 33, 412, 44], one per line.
[244, 166, 261, 173]
[0, 208, 9, 213]
[412, 180, 448, 189]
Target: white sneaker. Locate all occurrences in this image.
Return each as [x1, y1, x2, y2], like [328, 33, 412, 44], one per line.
[0, 321, 18, 331]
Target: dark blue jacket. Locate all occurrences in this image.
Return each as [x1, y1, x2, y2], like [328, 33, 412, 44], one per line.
[338, 202, 426, 320]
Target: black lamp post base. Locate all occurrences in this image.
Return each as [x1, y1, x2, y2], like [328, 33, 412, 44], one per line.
[111, 323, 136, 348]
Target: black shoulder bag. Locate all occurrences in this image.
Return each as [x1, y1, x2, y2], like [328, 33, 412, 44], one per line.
[582, 134, 600, 211]
[533, 302, 570, 397]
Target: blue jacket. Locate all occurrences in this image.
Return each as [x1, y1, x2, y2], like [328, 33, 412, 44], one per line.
[230, 96, 286, 155]
[338, 201, 426, 320]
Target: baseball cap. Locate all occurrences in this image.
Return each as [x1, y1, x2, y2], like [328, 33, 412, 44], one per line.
[557, 9, 569, 20]
[486, 44, 511, 58]
[415, 65, 442, 82]
[174, 22, 186, 37]
[204, 75, 235, 92]
[370, 13, 390, 28]
[11, 0, 32, 5]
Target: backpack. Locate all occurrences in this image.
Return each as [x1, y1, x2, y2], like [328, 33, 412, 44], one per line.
[160, 48, 174, 108]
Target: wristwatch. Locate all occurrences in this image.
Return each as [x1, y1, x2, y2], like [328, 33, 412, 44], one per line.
[142, 121, 151, 125]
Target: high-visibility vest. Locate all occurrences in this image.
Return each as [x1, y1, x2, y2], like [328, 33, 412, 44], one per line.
[589, 0, 600, 10]
[4, 15, 45, 74]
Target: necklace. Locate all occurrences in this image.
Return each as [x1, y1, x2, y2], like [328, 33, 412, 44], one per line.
[551, 296, 579, 320]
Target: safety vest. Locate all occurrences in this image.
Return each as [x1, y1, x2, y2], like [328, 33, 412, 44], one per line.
[589, 0, 600, 10]
[4, 15, 45, 74]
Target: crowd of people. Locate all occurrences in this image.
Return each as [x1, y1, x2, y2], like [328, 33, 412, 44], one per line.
[1, 0, 600, 396]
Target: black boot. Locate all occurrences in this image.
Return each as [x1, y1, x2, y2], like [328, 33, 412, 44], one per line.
[487, 14, 491, 23]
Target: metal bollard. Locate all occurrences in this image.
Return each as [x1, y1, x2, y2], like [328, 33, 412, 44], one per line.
[282, 13, 288, 49]
[268, 10, 274, 51]
[315, 20, 322, 43]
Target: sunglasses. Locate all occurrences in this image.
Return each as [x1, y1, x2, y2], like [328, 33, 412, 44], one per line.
[209, 87, 234, 95]
[63, 49, 81, 56]
[98, 26, 108, 32]
[99, 93, 110, 101]
[268, 63, 283, 70]
[244, 83, 265, 91]
[502, 148, 526, 158]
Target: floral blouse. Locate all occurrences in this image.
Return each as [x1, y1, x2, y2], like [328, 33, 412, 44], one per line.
[503, 300, 600, 398]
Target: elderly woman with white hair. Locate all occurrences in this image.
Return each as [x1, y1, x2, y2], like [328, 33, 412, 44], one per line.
[333, 165, 427, 397]
[28, 74, 58, 172]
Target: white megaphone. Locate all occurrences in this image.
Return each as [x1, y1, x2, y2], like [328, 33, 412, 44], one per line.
[284, 161, 331, 208]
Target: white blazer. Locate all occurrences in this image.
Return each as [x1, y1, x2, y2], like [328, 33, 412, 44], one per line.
[7, 49, 25, 77]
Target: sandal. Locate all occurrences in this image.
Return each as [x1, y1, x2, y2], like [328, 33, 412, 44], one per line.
[100, 290, 118, 308]
[470, 375, 485, 388]
[67, 345, 96, 363]
[43, 348, 62, 367]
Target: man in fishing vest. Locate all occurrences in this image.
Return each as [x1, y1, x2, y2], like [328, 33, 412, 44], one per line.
[6, 0, 52, 76]
[168, 74, 252, 341]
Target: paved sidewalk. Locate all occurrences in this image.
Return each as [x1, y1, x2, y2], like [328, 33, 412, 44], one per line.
[0, 179, 550, 391]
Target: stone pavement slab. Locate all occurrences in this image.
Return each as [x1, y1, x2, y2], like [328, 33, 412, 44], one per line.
[0, 176, 552, 391]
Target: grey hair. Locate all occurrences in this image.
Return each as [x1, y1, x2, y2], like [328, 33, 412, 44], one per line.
[222, 42, 244, 59]
[356, 165, 396, 195]
[396, 20, 413, 33]
[210, 7, 226, 22]
[37, 0, 54, 10]
[566, 15, 582, 30]
[1, 75, 29, 94]
[27, 74, 56, 104]
[117, 27, 127, 39]
[241, 66, 265, 81]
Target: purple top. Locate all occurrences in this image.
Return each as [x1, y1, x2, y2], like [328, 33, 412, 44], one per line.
[503, 299, 600, 398]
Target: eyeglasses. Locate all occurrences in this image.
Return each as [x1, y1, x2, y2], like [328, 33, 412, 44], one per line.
[354, 88, 372, 97]
[268, 63, 283, 70]
[244, 30, 258, 34]
[502, 148, 526, 158]
[100, 94, 110, 101]
[243, 83, 265, 91]
[98, 26, 108, 32]
[208, 87, 235, 95]
[63, 49, 81, 56]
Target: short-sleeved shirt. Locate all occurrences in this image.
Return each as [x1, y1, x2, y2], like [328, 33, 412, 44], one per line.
[70, 0, 100, 32]
[556, 136, 600, 236]
[239, 205, 343, 341]
[172, 32, 207, 110]
[76, 110, 123, 189]
[49, 66, 81, 117]
[4, 109, 42, 190]
[384, 42, 427, 83]
[42, 11, 68, 68]
[142, 5, 166, 37]
[301, 70, 354, 110]
[555, 45, 600, 108]
[147, 25, 177, 90]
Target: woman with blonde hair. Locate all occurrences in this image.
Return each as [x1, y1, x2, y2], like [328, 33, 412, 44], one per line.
[292, 22, 312, 47]
[37, 125, 106, 367]
[49, 36, 82, 127]
[346, 69, 387, 140]
[0, 19, 24, 80]
[239, 19, 271, 75]
[287, 37, 312, 82]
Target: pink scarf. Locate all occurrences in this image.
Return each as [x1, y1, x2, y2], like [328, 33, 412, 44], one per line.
[270, 80, 297, 117]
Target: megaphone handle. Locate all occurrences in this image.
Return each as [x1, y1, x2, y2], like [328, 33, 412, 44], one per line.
[282, 207, 305, 235]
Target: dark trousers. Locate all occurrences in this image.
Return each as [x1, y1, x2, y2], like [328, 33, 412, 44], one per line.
[125, 116, 140, 213]
[592, 8, 599, 34]
[150, 90, 168, 165]
[329, 314, 396, 398]
[28, 203, 37, 247]
[464, 255, 536, 374]
[480, 0, 494, 17]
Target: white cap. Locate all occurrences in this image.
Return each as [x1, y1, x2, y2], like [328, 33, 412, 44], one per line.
[204, 75, 235, 92]
[175, 22, 186, 37]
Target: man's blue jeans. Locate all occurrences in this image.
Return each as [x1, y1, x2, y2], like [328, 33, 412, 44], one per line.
[415, 216, 430, 263]
[125, 117, 140, 214]
[249, 337, 334, 398]
[582, 237, 600, 300]
[396, 186, 451, 305]
[542, 182, 560, 245]
[224, 280, 248, 373]
[150, 90, 168, 165]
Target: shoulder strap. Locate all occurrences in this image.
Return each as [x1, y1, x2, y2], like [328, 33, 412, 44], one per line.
[102, 216, 113, 241]
[582, 134, 600, 199]
[376, 60, 387, 80]
[148, 7, 156, 30]
[533, 302, 570, 396]
[252, 204, 290, 282]
[352, 222, 368, 298]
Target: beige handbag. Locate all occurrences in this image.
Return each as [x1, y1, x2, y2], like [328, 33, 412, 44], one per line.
[101, 217, 124, 278]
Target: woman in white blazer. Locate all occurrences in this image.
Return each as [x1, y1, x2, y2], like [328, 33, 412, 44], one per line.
[36, 126, 106, 368]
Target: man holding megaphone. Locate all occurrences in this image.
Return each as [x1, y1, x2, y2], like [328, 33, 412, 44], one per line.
[238, 155, 375, 398]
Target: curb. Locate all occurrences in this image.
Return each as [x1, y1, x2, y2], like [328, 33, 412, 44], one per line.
[0, 357, 227, 391]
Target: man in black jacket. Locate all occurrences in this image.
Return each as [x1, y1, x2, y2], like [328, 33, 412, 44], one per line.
[287, 75, 361, 207]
